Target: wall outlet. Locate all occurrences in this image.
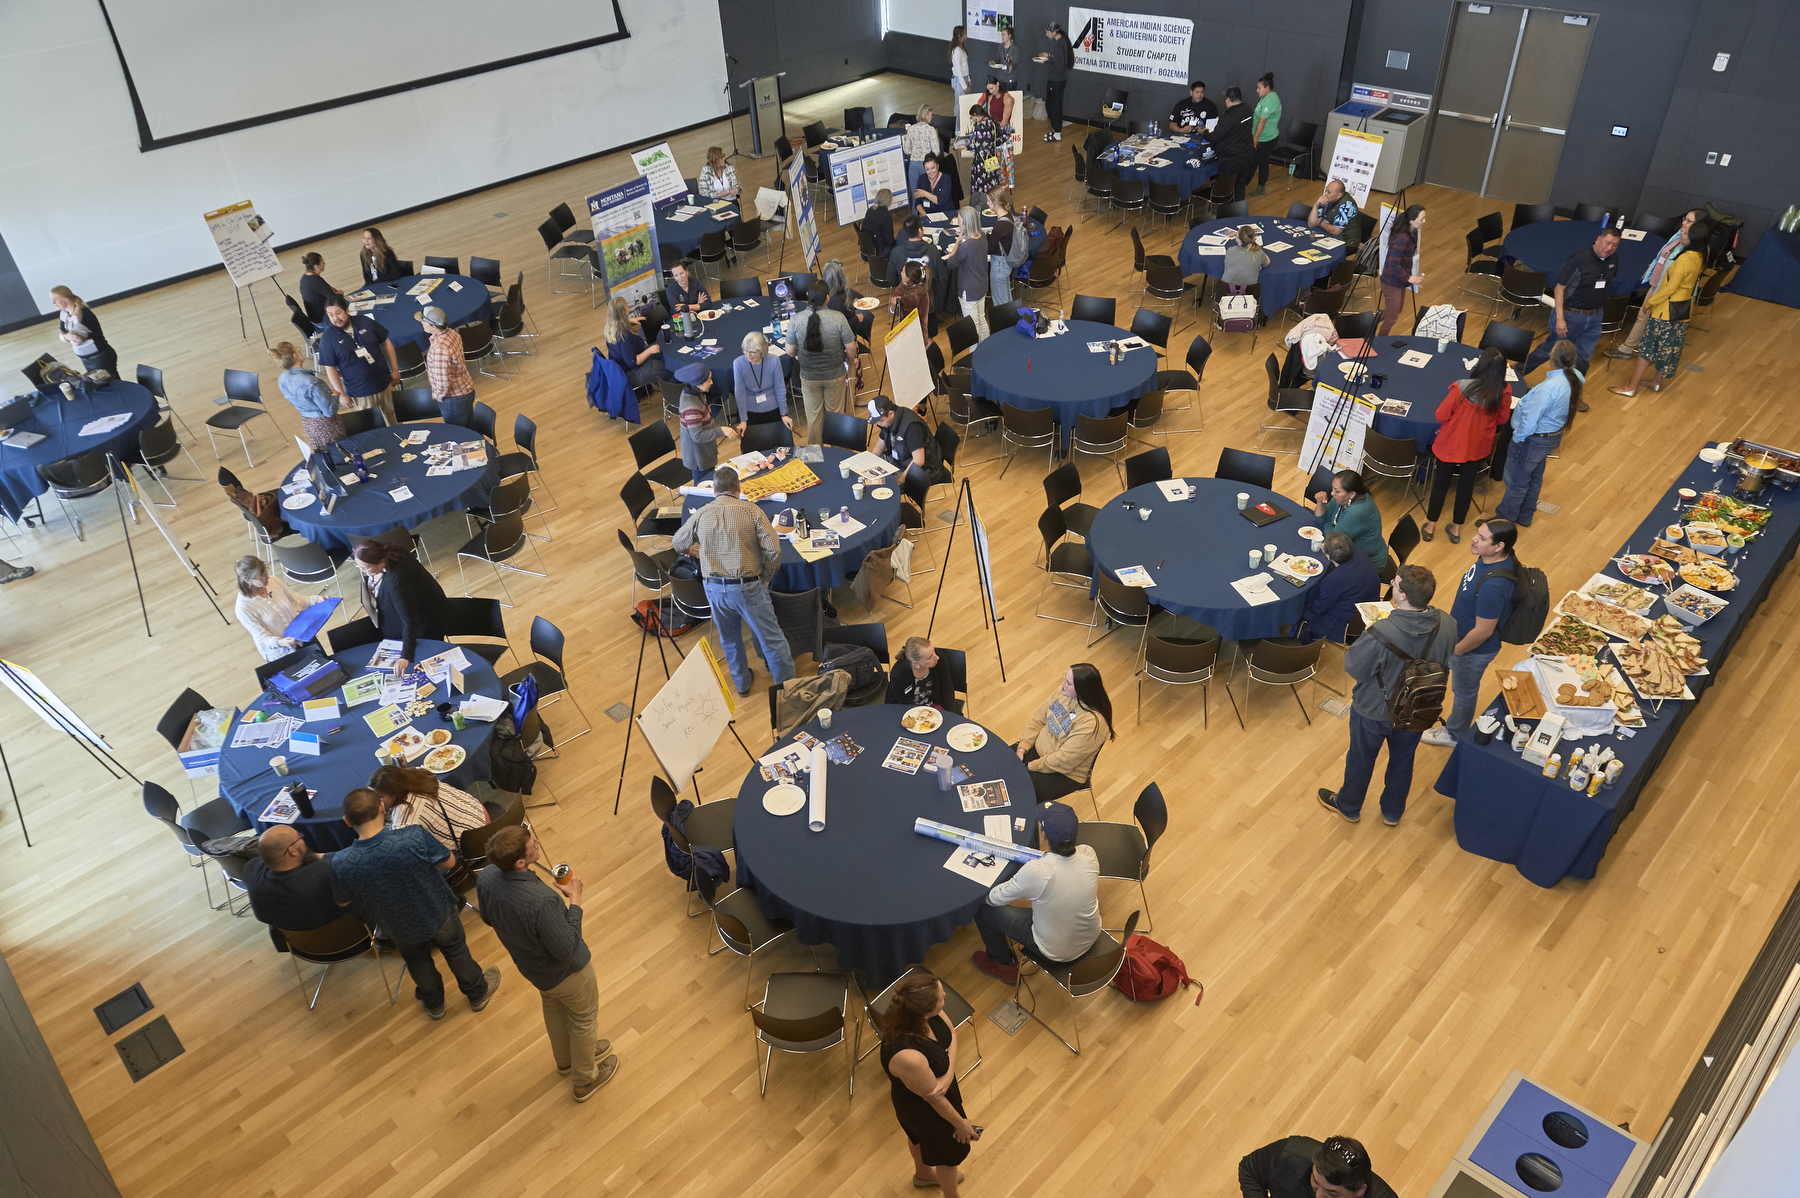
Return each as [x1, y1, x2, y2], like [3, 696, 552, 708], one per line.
[1706, 151, 1718, 164]
[1720, 153, 1732, 166]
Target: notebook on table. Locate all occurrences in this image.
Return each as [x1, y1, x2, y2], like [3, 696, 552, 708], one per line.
[1240, 500, 1291, 527]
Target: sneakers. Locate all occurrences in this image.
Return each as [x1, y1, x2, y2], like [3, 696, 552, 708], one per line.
[575, 1054, 620, 1102]
[913, 1171, 966, 1189]
[559, 1039, 612, 1076]
[425, 1002, 446, 1020]
[971, 950, 1019, 984]
[469, 966, 502, 1011]
[1043, 131, 1062, 142]
[1421, 727, 1458, 748]
[0, 565, 33, 584]
[1604, 346, 1634, 359]
[1317, 789, 1359, 823]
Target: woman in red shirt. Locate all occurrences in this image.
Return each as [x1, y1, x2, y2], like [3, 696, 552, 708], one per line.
[1422, 348, 1510, 543]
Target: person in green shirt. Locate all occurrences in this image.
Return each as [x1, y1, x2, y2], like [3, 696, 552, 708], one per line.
[1251, 72, 1282, 196]
[1310, 469, 1389, 569]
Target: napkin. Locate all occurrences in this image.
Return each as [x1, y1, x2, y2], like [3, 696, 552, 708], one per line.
[1231, 574, 1281, 605]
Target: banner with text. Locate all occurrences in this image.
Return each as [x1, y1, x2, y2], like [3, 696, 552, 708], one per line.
[1327, 128, 1384, 208]
[202, 200, 281, 288]
[631, 141, 688, 208]
[1067, 8, 1193, 83]
[788, 162, 820, 271]
[1298, 384, 1378, 477]
[588, 176, 661, 310]
[966, 1, 1013, 43]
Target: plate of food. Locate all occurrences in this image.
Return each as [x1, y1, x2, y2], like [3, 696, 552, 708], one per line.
[423, 744, 466, 774]
[1554, 591, 1652, 641]
[762, 783, 806, 816]
[382, 728, 429, 762]
[282, 493, 316, 510]
[695, 309, 723, 322]
[1647, 537, 1699, 564]
[425, 728, 453, 746]
[871, 487, 894, 500]
[1612, 638, 1697, 700]
[853, 296, 881, 310]
[1617, 554, 1676, 586]
[1683, 523, 1729, 553]
[1688, 492, 1770, 536]
[1578, 573, 1656, 614]
[945, 723, 988, 753]
[1297, 525, 1322, 540]
[1285, 556, 1324, 577]
[981, 208, 997, 218]
[1529, 614, 1612, 657]
[901, 706, 943, 734]
[1679, 559, 1736, 591]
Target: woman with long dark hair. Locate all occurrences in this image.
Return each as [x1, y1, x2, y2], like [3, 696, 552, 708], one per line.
[949, 26, 971, 99]
[782, 284, 858, 445]
[1497, 339, 1581, 526]
[1015, 663, 1114, 802]
[359, 227, 402, 284]
[879, 972, 974, 1195]
[1422, 348, 1510, 543]
[1377, 204, 1425, 335]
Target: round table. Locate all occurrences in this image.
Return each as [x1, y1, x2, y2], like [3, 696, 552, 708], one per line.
[1501, 220, 1658, 289]
[655, 204, 740, 257]
[349, 275, 493, 352]
[1179, 217, 1347, 315]
[216, 639, 504, 852]
[1351, 336, 1478, 452]
[662, 296, 794, 397]
[1096, 139, 1219, 202]
[968, 319, 1158, 448]
[681, 446, 901, 592]
[282, 422, 499, 552]
[1086, 478, 1322, 641]
[0, 381, 158, 521]
[733, 703, 1039, 987]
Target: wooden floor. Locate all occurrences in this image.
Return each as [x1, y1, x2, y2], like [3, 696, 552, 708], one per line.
[4, 72, 1800, 1198]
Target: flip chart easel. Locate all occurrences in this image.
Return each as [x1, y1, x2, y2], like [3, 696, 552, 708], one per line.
[112, 453, 229, 637]
[613, 624, 755, 814]
[926, 479, 1006, 682]
[0, 658, 141, 847]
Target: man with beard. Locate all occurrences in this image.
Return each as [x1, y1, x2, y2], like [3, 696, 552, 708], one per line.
[245, 825, 353, 952]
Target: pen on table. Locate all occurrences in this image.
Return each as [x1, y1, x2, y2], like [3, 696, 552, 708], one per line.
[1158, 559, 1164, 569]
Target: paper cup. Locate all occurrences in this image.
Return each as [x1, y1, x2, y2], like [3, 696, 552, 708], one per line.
[1437, 339, 1448, 353]
[1248, 550, 1262, 568]
[1237, 492, 1249, 510]
[852, 483, 864, 500]
[1263, 543, 1277, 563]
[270, 756, 289, 776]
[1138, 507, 1151, 521]
[839, 463, 851, 478]
[818, 708, 832, 729]
[1311, 536, 1325, 552]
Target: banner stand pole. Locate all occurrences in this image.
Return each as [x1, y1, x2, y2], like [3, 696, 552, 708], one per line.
[110, 456, 153, 638]
[0, 740, 29, 847]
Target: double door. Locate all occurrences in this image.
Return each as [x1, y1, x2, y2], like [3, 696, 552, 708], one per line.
[1425, 4, 1596, 202]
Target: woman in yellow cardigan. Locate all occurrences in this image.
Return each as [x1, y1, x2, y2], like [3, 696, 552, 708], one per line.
[1610, 219, 1711, 397]
[1015, 663, 1114, 802]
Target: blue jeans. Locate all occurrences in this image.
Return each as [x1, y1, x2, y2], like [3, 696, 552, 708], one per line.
[1336, 710, 1422, 821]
[438, 391, 475, 429]
[1447, 645, 1500, 738]
[399, 909, 488, 1009]
[1496, 431, 1562, 524]
[989, 255, 1015, 306]
[976, 902, 1054, 966]
[703, 577, 795, 693]
[1522, 309, 1601, 374]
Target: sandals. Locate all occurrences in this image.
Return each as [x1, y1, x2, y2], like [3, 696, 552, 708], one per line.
[1421, 524, 1435, 542]
[1608, 386, 1637, 398]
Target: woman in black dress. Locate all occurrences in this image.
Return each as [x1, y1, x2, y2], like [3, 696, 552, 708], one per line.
[879, 972, 975, 1195]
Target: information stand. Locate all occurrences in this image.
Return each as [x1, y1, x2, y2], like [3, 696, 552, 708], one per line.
[827, 138, 908, 227]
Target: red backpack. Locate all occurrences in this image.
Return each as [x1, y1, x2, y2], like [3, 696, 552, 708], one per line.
[1112, 934, 1202, 1004]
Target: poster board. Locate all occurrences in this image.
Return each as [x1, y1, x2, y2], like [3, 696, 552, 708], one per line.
[630, 142, 688, 208]
[966, 1, 1013, 41]
[0, 659, 112, 751]
[828, 138, 909, 227]
[1326, 128, 1384, 208]
[202, 200, 281, 288]
[588, 177, 662, 310]
[883, 309, 935, 410]
[1067, 8, 1194, 84]
[788, 162, 820, 271]
[635, 640, 736, 795]
[1297, 384, 1378, 477]
[967, 485, 998, 613]
[121, 460, 198, 579]
[954, 90, 1026, 162]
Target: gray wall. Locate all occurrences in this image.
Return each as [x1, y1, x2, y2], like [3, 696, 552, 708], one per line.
[719, 0, 885, 111]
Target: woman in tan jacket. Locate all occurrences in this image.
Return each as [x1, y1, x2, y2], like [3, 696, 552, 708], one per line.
[1015, 663, 1114, 802]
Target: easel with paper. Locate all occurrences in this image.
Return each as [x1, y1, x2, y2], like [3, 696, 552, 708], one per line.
[113, 453, 230, 637]
[926, 479, 1006, 682]
[875, 308, 934, 410]
[1297, 385, 1378, 476]
[633, 641, 739, 799]
[203, 200, 283, 345]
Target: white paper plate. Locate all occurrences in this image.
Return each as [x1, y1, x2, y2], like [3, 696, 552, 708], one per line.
[854, 296, 881, 310]
[871, 487, 894, 500]
[282, 493, 316, 510]
[1297, 525, 1322, 540]
[946, 723, 988, 752]
[695, 309, 723, 322]
[1287, 556, 1324, 577]
[763, 783, 806, 816]
[423, 744, 466, 774]
[900, 706, 944, 734]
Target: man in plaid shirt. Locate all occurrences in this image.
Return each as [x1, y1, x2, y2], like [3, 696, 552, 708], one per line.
[418, 306, 476, 428]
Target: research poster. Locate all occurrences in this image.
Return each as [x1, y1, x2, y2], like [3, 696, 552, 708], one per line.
[829, 138, 909, 227]
[1327, 128, 1384, 208]
[788, 162, 820, 270]
[630, 141, 688, 207]
[202, 200, 281, 287]
[1066, 8, 1193, 83]
[966, 0, 1013, 42]
[588, 176, 661, 309]
[1298, 385, 1378, 477]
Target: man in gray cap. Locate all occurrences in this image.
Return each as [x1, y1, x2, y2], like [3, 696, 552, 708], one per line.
[418, 305, 476, 429]
[318, 295, 400, 427]
[971, 800, 1101, 984]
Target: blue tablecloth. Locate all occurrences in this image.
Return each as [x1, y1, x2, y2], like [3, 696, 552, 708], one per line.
[349, 275, 493, 352]
[968, 319, 1158, 448]
[216, 639, 503, 852]
[1085, 478, 1321, 641]
[1501, 220, 1658, 292]
[1722, 229, 1800, 309]
[1360, 337, 1481, 451]
[1180, 217, 1346, 315]
[655, 203, 740, 257]
[681, 447, 901, 592]
[733, 703, 1039, 988]
[663, 297, 793, 395]
[0, 382, 158, 521]
[1097, 138, 1219, 203]
[282, 422, 498, 552]
[1436, 447, 1800, 886]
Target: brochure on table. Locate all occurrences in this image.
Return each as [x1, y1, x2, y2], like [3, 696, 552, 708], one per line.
[1066, 8, 1195, 83]
[589, 175, 664, 310]
[829, 138, 908, 227]
[1297, 384, 1378, 477]
[202, 200, 281, 287]
[630, 142, 688, 208]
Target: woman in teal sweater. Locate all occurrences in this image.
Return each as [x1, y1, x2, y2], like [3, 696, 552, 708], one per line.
[1310, 470, 1388, 569]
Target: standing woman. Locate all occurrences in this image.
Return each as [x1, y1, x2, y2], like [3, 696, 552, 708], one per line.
[985, 187, 1022, 306]
[1377, 204, 1425, 335]
[981, 79, 1018, 192]
[784, 285, 859, 446]
[944, 207, 992, 341]
[49, 287, 118, 376]
[298, 253, 343, 327]
[1422, 349, 1510, 544]
[730, 332, 792, 434]
[233, 556, 328, 662]
[949, 26, 971, 101]
[1498, 340, 1580, 526]
[359, 228, 402, 284]
[888, 261, 933, 336]
[1609, 219, 1710, 398]
[904, 104, 941, 162]
[1015, 663, 1114, 802]
[879, 972, 975, 1197]
[988, 25, 1019, 90]
[351, 538, 449, 675]
[696, 147, 740, 202]
[956, 101, 1005, 201]
[269, 340, 345, 451]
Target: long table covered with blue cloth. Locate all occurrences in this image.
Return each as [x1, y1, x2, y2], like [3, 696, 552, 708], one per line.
[1180, 217, 1346, 316]
[0, 381, 158, 521]
[216, 639, 504, 852]
[1722, 229, 1800, 310]
[733, 703, 1038, 988]
[1435, 445, 1800, 886]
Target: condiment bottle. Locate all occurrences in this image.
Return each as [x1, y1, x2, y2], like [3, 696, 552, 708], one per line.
[1541, 753, 1561, 779]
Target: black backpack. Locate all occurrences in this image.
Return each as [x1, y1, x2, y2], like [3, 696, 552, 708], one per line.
[1476, 559, 1551, 645]
[1371, 622, 1450, 733]
[817, 642, 883, 692]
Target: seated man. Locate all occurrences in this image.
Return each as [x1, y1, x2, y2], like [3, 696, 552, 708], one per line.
[971, 802, 1100, 983]
[869, 396, 951, 485]
[1239, 1133, 1396, 1198]
[1168, 80, 1217, 135]
[243, 826, 349, 952]
[1296, 531, 1379, 644]
[1308, 179, 1363, 257]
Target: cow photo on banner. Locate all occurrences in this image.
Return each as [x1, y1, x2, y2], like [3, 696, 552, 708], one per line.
[1067, 7, 1193, 83]
[588, 176, 662, 309]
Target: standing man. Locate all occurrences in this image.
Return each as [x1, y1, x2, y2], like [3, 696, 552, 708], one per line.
[1168, 80, 1217, 135]
[1520, 227, 1620, 374]
[1318, 565, 1456, 826]
[419, 305, 476, 428]
[1039, 22, 1073, 142]
[670, 466, 795, 696]
[1308, 179, 1363, 256]
[1214, 87, 1257, 202]
[870, 396, 949, 484]
[1251, 73, 1282, 197]
[970, 801, 1101, 984]
[317, 296, 400, 427]
[331, 787, 500, 1019]
[1421, 520, 1519, 748]
[1606, 209, 1704, 361]
[477, 827, 620, 1104]
[244, 825, 347, 952]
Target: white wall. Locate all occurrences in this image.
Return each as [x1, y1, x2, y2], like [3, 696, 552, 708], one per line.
[0, 2, 728, 314]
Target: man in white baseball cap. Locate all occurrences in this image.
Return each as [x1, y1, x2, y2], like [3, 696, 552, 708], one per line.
[417, 306, 476, 428]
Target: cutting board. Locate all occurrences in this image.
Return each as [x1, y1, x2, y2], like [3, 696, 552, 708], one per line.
[1494, 670, 1546, 719]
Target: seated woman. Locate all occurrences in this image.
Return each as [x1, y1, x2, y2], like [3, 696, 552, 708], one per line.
[1223, 225, 1268, 287]
[359, 227, 403, 284]
[729, 332, 792, 433]
[233, 555, 328, 662]
[369, 764, 490, 856]
[696, 146, 740, 201]
[911, 154, 955, 216]
[1310, 469, 1388, 569]
[886, 637, 961, 711]
[604, 296, 671, 389]
[664, 260, 710, 315]
[1014, 664, 1113, 802]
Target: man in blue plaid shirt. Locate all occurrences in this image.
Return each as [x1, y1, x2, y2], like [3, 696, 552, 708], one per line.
[1308, 180, 1362, 255]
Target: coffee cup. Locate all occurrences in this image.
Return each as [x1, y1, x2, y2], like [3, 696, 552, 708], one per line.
[819, 707, 833, 729]
[270, 755, 289, 776]
[1237, 492, 1249, 510]
[852, 482, 864, 500]
[1264, 543, 1277, 564]
[839, 462, 851, 479]
[1248, 550, 1262, 568]
[1310, 535, 1325, 553]
[1138, 507, 1151, 521]
[1437, 338, 1448, 353]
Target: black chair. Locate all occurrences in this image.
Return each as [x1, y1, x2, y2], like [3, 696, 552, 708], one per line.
[1332, 311, 1378, 342]
[821, 412, 869, 452]
[998, 404, 1057, 480]
[945, 316, 980, 366]
[1076, 782, 1168, 932]
[990, 302, 1021, 331]
[695, 230, 732, 279]
[1098, 86, 1129, 135]
[37, 451, 112, 539]
[392, 260, 415, 277]
[1145, 182, 1185, 234]
[740, 421, 795, 453]
[1067, 144, 1089, 206]
[1216, 200, 1250, 220]
[131, 416, 203, 507]
[1511, 203, 1556, 231]
[499, 616, 592, 743]
[1035, 506, 1094, 626]
[1070, 295, 1116, 326]
[822, 623, 890, 706]
[621, 472, 681, 540]
[1129, 307, 1172, 360]
[1286, 201, 1313, 221]
[1124, 446, 1171, 490]
[339, 408, 387, 437]
[1496, 265, 1549, 321]
[1081, 165, 1116, 221]
[469, 257, 503, 290]
[1259, 354, 1313, 452]
[720, 277, 762, 299]
[471, 401, 498, 441]
[770, 587, 825, 666]
[802, 120, 829, 148]
[1267, 119, 1320, 188]
[205, 368, 280, 466]
[1630, 213, 1679, 239]
[423, 256, 460, 275]
[1389, 514, 1421, 570]
[1361, 429, 1427, 510]
[1109, 177, 1148, 228]
[324, 616, 380, 655]
[628, 421, 692, 491]
[456, 508, 548, 609]
[391, 387, 439, 424]
[1463, 228, 1506, 300]
[549, 202, 591, 243]
[1216, 447, 1275, 490]
[1044, 462, 1098, 539]
[394, 341, 427, 386]
[156, 688, 213, 798]
[1572, 202, 1618, 224]
[439, 596, 514, 667]
[1479, 321, 1535, 364]
[136, 363, 197, 441]
[538, 219, 594, 297]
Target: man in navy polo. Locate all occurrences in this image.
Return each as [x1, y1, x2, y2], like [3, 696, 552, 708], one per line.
[318, 296, 401, 427]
